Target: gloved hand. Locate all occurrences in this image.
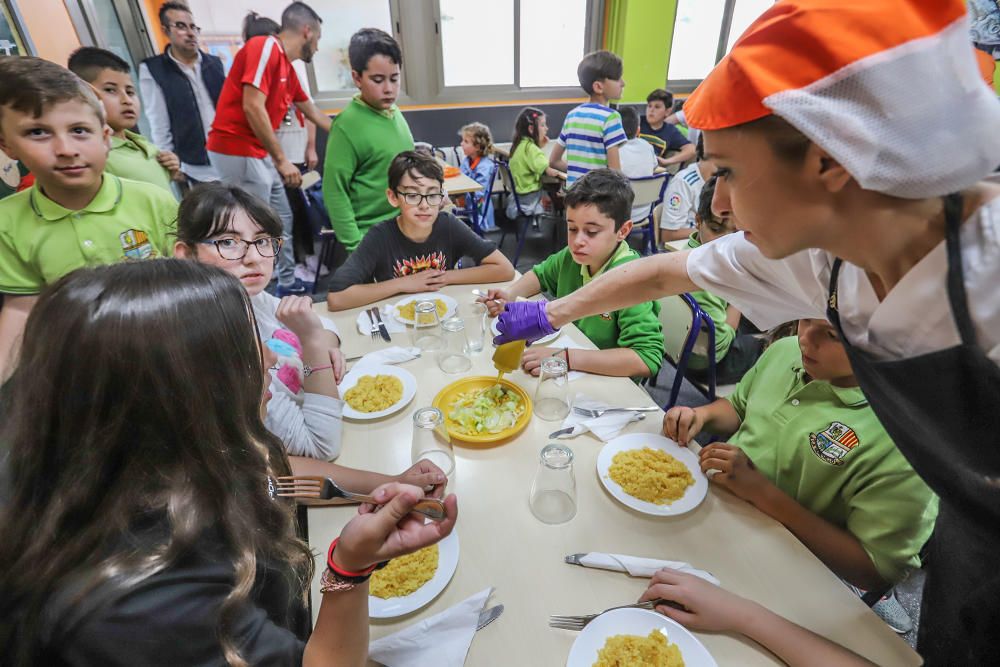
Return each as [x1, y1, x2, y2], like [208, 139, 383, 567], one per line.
[493, 300, 557, 345]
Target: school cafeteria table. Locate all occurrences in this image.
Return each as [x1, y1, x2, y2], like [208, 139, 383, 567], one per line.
[307, 283, 920, 667]
[438, 158, 483, 196]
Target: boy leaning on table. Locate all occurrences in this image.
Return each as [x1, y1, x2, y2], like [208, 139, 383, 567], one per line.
[0, 57, 177, 380]
[326, 150, 514, 311]
[481, 169, 663, 380]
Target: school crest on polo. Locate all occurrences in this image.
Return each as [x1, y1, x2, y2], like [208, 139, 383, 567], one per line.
[119, 229, 155, 260]
[809, 421, 860, 466]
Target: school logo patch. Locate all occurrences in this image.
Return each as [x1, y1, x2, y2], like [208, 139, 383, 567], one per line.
[667, 193, 683, 211]
[599, 312, 612, 321]
[809, 421, 860, 466]
[119, 229, 155, 260]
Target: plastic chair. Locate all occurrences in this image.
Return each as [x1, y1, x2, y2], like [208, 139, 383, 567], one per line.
[455, 160, 498, 237]
[628, 173, 670, 256]
[302, 181, 338, 295]
[657, 293, 717, 409]
[495, 159, 539, 269]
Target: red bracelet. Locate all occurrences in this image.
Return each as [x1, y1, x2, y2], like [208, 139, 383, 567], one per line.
[327, 538, 379, 577]
[563, 347, 571, 373]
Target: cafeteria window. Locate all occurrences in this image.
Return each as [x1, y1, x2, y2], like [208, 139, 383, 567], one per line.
[0, 1, 30, 57]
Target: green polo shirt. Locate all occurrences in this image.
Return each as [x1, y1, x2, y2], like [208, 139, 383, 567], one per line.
[686, 232, 735, 370]
[532, 241, 664, 376]
[726, 337, 938, 583]
[105, 130, 173, 193]
[0, 174, 177, 295]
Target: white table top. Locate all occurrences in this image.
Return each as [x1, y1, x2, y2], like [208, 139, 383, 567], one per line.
[437, 157, 483, 196]
[308, 283, 920, 667]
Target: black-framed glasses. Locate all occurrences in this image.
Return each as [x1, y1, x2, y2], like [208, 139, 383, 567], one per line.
[394, 190, 445, 207]
[168, 21, 201, 34]
[200, 237, 282, 260]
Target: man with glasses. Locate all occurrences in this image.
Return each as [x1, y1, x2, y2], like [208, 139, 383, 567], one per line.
[139, 2, 224, 185]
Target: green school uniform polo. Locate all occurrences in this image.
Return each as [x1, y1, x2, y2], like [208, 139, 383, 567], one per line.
[686, 232, 735, 369]
[0, 174, 177, 295]
[726, 337, 938, 583]
[532, 241, 664, 376]
[105, 130, 174, 193]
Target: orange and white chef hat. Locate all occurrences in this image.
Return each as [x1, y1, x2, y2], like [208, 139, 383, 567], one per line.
[684, 0, 1000, 198]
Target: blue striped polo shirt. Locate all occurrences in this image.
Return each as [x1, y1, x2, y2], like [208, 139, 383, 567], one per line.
[557, 103, 627, 185]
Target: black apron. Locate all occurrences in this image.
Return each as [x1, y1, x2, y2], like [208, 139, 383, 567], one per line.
[826, 193, 1000, 665]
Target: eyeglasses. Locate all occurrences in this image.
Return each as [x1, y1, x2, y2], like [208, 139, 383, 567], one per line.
[200, 237, 282, 260]
[394, 190, 445, 207]
[167, 21, 201, 34]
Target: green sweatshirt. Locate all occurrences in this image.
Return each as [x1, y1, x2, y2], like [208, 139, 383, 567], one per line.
[322, 95, 414, 251]
[532, 241, 664, 376]
[686, 232, 735, 369]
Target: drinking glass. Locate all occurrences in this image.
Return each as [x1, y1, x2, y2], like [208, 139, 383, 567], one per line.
[407, 300, 443, 352]
[437, 317, 472, 374]
[533, 356, 570, 421]
[529, 443, 576, 524]
[458, 301, 488, 354]
[411, 407, 455, 478]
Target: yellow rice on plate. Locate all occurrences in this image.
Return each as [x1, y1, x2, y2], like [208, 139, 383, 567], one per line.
[344, 374, 403, 413]
[397, 298, 448, 321]
[593, 630, 685, 667]
[370, 545, 439, 599]
[607, 447, 694, 505]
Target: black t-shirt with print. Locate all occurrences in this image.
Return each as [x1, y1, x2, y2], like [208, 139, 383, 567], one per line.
[639, 118, 691, 157]
[330, 211, 497, 292]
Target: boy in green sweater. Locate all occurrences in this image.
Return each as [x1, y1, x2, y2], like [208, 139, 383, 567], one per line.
[323, 28, 413, 252]
[482, 169, 663, 379]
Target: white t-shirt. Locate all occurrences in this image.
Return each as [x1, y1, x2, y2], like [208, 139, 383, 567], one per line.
[686, 195, 1000, 365]
[618, 138, 658, 221]
[252, 291, 345, 460]
[659, 163, 705, 231]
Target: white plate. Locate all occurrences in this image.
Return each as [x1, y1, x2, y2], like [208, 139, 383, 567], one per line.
[391, 293, 459, 325]
[566, 608, 717, 667]
[338, 364, 417, 420]
[490, 317, 561, 346]
[597, 433, 708, 516]
[369, 530, 460, 618]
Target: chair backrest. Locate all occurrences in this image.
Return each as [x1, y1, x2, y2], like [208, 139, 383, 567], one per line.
[659, 294, 696, 361]
[629, 173, 669, 209]
[496, 159, 524, 212]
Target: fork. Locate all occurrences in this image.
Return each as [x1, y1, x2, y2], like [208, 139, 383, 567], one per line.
[572, 406, 660, 418]
[366, 309, 379, 341]
[548, 598, 684, 631]
[275, 476, 447, 521]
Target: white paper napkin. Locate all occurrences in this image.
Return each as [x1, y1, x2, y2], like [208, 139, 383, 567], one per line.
[355, 305, 406, 335]
[553, 394, 646, 441]
[368, 587, 493, 667]
[352, 346, 420, 371]
[577, 552, 720, 586]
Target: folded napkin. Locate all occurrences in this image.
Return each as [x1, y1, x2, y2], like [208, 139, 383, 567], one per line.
[368, 587, 493, 667]
[553, 394, 646, 442]
[355, 305, 406, 335]
[352, 346, 420, 371]
[576, 552, 720, 586]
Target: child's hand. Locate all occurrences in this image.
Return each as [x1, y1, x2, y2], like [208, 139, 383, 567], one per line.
[275, 295, 325, 343]
[639, 567, 754, 633]
[156, 150, 181, 178]
[699, 443, 771, 504]
[396, 459, 448, 499]
[477, 289, 510, 317]
[399, 270, 448, 294]
[520, 346, 559, 377]
[328, 347, 346, 384]
[663, 406, 703, 445]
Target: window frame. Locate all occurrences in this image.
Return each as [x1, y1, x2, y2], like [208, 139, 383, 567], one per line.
[2, 1, 35, 56]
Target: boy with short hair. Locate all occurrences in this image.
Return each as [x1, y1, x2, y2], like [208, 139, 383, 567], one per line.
[641, 88, 694, 168]
[549, 50, 627, 186]
[326, 151, 513, 311]
[664, 320, 937, 592]
[0, 57, 177, 379]
[656, 134, 714, 244]
[67, 47, 180, 193]
[482, 169, 663, 379]
[616, 106, 657, 223]
[323, 28, 414, 252]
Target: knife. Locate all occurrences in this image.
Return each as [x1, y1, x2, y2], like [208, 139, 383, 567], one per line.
[477, 604, 503, 631]
[370, 306, 391, 342]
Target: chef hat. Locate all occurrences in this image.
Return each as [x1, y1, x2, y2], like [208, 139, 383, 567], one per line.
[684, 0, 1000, 198]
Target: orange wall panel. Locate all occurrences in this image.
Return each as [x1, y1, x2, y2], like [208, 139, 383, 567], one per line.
[18, 0, 81, 65]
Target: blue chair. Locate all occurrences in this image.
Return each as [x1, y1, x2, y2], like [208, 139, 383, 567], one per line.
[302, 181, 338, 295]
[628, 172, 670, 256]
[657, 293, 718, 409]
[495, 159, 542, 270]
[455, 161, 497, 238]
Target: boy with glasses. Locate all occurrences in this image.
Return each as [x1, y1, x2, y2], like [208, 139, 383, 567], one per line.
[327, 151, 513, 311]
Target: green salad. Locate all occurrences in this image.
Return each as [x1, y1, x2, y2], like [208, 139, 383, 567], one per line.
[447, 384, 526, 435]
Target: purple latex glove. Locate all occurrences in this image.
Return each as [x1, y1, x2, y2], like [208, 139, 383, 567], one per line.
[493, 300, 557, 345]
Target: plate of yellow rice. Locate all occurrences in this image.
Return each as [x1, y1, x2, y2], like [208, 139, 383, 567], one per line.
[596, 434, 708, 516]
[392, 293, 458, 325]
[566, 608, 716, 667]
[368, 530, 460, 618]
[338, 364, 417, 420]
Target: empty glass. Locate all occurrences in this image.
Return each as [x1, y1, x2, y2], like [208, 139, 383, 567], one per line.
[529, 443, 576, 524]
[411, 407, 455, 478]
[534, 356, 570, 421]
[437, 317, 472, 374]
[458, 301, 488, 354]
[407, 300, 443, 352]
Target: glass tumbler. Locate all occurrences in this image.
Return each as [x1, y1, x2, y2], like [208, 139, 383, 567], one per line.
[533, 356, 570, 421]
[408, 300, 443, 352]
[437, 317, 472, 374]
[458, 301, 488, 354]
[411, 407, 455, 478]
[529, 443, 576, 524]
